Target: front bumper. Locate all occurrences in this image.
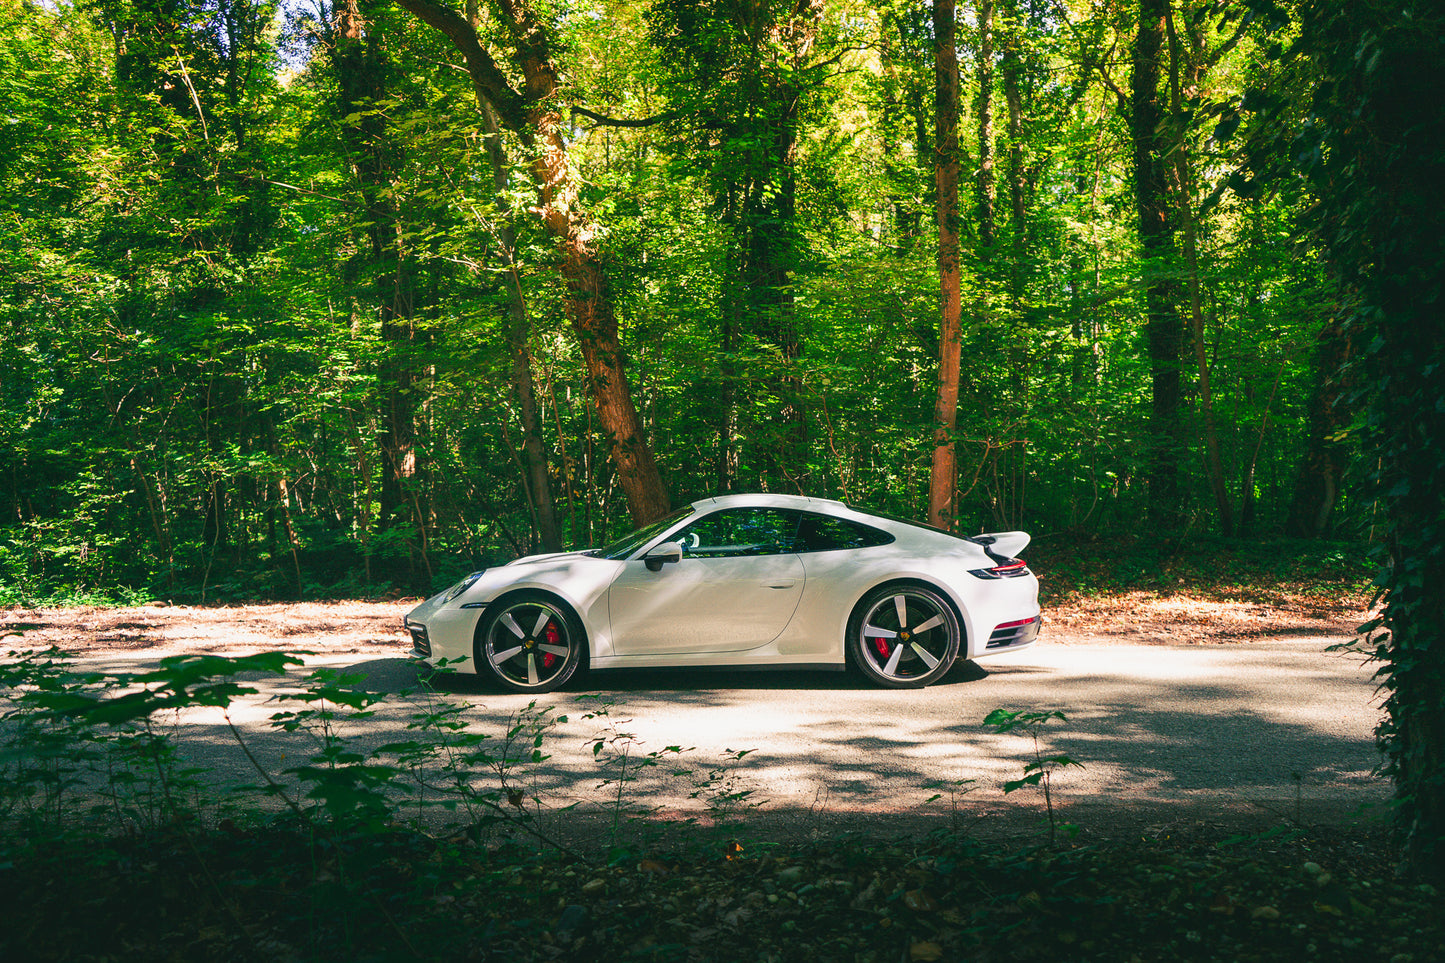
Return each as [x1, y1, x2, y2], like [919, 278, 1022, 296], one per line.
[403, 617, 431, 658]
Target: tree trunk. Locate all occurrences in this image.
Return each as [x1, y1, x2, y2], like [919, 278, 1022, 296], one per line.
[659, 0, 820, 494]
[741, 92, 807, 492]
[333, 0, 430, 586]
[1131, 0, 1185, 528]
[928, 0, 963, 530]
[1000, 0, 1027, 299]
[1286, 316, 1351, 537]
[974, 0, 996, 254]
[478, 101, 563, 552]
[395, 0, 669, 526]
[717, 260, 741, 493]
[1164, 6, 1233, 535]
[1313, 1, 1445, 879]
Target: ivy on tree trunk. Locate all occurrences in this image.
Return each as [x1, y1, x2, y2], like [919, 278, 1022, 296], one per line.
[1295, 0, 1445, 877]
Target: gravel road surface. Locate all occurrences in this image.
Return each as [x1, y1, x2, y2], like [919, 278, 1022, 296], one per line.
[37, 628, 1386, 840]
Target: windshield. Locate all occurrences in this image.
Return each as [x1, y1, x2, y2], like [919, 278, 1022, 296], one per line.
[590, 506, 695, 560]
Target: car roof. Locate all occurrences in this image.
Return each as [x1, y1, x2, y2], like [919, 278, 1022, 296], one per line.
[687, 493, 850, 513]
[684, 493, 977, 543]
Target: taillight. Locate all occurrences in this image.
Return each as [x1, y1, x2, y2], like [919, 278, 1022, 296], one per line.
[969, 558, 1030, 579]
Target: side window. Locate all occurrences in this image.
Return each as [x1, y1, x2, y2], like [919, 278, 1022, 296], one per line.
[793, 512, 894, 552]
[674, 509, 800, 558]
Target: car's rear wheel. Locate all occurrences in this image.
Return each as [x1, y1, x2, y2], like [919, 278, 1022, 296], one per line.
[848, 584, 961, 688]
[477, 592, 584, 693]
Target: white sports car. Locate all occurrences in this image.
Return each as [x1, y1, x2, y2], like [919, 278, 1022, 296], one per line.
[404, 493, 1041, 692]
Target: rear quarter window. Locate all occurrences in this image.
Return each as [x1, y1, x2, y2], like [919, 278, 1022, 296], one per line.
[794, 512, 895, 552]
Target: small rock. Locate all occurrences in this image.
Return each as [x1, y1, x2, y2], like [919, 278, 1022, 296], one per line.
[777, 865, 804, 886]
[554, 905, 589, 943]
[904, 889, 939, 912]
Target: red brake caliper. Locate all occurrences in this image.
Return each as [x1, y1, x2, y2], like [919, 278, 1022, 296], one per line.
[871, 636, 891, 658]
[542, 622, 560, 669]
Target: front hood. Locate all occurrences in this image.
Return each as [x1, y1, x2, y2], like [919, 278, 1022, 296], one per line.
[503, 550, 595, 568]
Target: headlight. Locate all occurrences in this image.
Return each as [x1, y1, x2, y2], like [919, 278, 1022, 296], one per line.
[441, 571, 486, 603]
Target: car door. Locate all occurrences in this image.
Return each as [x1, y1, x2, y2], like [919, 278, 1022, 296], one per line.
[607, 507, 805, 654]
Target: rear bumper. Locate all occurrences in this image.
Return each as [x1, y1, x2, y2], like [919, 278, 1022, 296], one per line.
[982, 614, 1042, 653]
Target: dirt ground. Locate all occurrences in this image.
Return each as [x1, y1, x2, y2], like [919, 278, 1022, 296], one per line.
[1, 600, 415, 657]
[0, 585, 1371, 657]
[1043, 586, 1370, 644]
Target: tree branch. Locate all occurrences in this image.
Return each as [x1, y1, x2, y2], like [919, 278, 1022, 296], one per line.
[390, 0, 528, 128]
[1049, 0, 1129, 114]
[569, 105, 687, 129]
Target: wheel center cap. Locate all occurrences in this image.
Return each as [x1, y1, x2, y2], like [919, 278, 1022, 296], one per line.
[525, 639, 536, 649]
[900, 630, 911, 642]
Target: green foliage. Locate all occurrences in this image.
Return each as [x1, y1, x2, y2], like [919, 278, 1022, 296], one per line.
[688, 747, 767, 824]
[1260, 0, 1445, 876]
[1038, 535, 1373, 602]
[580, 694, 699, 844]
[983, 708, 1082, 845]
[2, 806, 1432, 961]
[0, 0, 1387, 600]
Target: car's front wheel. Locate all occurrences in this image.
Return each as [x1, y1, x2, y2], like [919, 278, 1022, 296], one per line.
[848, 584, 961, 688]
[477, 592, 584, 693]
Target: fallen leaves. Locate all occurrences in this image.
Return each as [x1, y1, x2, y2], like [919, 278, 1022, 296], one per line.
[68, 817, 1392, 963]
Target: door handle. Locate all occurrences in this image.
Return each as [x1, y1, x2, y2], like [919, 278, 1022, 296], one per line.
[764, 579, 796, 589]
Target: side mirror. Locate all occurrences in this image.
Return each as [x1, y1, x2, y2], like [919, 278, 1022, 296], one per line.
[643, 542, 683, 572]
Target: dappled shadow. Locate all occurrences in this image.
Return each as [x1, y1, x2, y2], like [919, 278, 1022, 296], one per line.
[7, 641, 1387, 837]
[332, 657, 433, 693]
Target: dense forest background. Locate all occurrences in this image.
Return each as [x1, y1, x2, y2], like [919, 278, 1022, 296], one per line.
[0, 0, 1381, 602]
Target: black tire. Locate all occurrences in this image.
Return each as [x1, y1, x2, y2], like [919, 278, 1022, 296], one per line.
[476, 592, 585, 693]
[847, 584, 961, 688]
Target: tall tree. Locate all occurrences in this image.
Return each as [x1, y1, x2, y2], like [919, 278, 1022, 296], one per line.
[1130, 0, 1186, 528]
[928, 0, 963, 529]
[649, 0, 828, 493]
[974, 0, 996, 255]
[1289, 0, 1445, 876]
[1164, 3, 1236, 535]
[875, 2, 935, 254]
[392, 0, 670, 526]
[1285, 317, 1352, 538]
[477, 100, 563, 552]
[330, 0, 431, 586]
[998, 0, 1028, 294]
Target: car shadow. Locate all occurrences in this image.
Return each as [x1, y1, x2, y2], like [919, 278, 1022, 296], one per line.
[327, 657, 992, 696]
[422, 658, 987, 695]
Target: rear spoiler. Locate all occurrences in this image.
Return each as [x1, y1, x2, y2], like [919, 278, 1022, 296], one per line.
[969, 531, 1031, 562]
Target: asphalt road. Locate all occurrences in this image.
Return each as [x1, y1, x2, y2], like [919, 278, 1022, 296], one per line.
[50, 634, 1388, 838]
